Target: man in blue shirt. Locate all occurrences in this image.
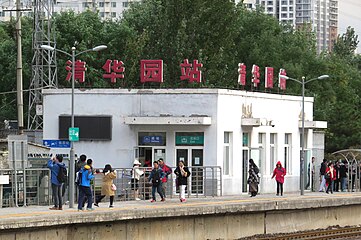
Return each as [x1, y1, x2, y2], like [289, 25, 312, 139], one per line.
[47, 155, 66, 210]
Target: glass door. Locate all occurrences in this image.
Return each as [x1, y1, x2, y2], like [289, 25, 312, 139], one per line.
[242, 149, 249, 193]
[191, 149, 203, 194]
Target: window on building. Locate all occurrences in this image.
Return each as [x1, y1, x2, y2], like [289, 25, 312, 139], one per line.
[82, 2, 88, 7]
[289, 13, 293, 17]
[100, 12, 105, 17]
[289, 6, 293, 11]
[284, 133, 292, 174]
[281, 0, 287, 5]
[270, 133, 277, 174]
[0, 11, 5, 17]
[281, 13, 287, 18]
[111, 2, 116, 7]
[111, 12, 116, 17]
[223, 132, 232, 175]
[122, 1, 129, 7]
[258, 133, 266, 174]
[282, 7, 287, 11]
[267, 7, 273, 12]
[267, 1, 273, 5]
[99, 2, 104, 7]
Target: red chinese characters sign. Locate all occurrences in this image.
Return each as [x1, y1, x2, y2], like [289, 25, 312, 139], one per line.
[180, 59, 203, 83]
[65, 60, 87, 83]
[251, 64, 260, 87]
[265, 67, 274, 89]
[238, 63, 246, 86]
[140, 60, 163, 83]
[102, 59, 125, 83]
[64, 58, 287, 90]
[278, 68, 287, 90]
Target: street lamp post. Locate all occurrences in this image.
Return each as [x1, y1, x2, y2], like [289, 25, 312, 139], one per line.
[41, 44, 107, 208]
[279, 74, 329, 195]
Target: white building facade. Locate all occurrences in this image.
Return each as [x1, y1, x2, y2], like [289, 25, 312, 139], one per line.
[43, 88, 326, 194]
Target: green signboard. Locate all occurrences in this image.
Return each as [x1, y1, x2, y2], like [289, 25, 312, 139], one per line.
[176, 136, 204, 145]
[69, 127, 79, 142]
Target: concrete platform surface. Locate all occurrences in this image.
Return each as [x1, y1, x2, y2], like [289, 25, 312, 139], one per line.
[0, 192, 360, 230]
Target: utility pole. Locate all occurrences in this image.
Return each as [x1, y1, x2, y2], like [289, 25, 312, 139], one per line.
[4, 3, 31, 135]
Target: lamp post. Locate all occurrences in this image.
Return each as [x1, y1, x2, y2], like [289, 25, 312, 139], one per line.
[279, 74, 329, 195]
[40, 44, 107, 208]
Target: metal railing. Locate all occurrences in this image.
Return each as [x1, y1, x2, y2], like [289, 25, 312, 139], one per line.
[92, 166, 222, 202]
[0, 166, 221, 207]
[0, 168, 51, 207]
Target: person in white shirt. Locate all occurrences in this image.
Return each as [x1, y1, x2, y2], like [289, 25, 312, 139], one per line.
[131, 159, 144, 200]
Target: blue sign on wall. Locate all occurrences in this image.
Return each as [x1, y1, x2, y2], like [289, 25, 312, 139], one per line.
[43, 140, 71, 148]
[142, 136, 162, 144]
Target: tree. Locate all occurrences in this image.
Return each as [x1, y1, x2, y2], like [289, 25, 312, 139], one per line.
[333, 26, 359, 59]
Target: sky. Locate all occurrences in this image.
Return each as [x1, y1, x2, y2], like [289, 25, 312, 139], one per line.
[338, 0, 361, 53]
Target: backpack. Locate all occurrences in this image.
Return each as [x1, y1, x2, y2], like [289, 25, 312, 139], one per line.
[57, 165, 67, 183]
[152, 169, 161, 185]
[75, 171, 82, 186]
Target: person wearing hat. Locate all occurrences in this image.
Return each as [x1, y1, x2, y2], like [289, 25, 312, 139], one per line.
[131, 159, 144, 200]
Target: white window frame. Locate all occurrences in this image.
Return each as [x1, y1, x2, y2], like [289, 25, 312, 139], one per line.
[223, 132, 233, 176]
[284, 133, 292, 174]
[270, 133, 277, 174]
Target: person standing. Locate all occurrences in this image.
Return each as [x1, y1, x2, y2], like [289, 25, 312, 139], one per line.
[334, 161, 341, 192]
[131, 159, 144, 200]
[319, 159, 327, 192]
[339, 160, 348, 192]
[174, 160, 191, 202]
[247, 159, 260, 197]
[271, 161, 286, 196]
[306, 157, 315, 190]
[94, 164, 117, 208]
[148, 161, 165, 202]
[75, 154, 87, 173]
[47, 155, 66, 210]
[77, 160, 95, 211]
[325, 162, 336, 194]
[158, 158, 172, 198]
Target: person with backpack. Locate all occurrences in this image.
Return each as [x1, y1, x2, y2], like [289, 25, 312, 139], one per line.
[94, 164, 117, 208]
[148, 161, 165, 202]
[47, 155, 66, 210]
[174, 160, 191, 202]
[77, 160, 95, 211]
[248, 159, 260, 197]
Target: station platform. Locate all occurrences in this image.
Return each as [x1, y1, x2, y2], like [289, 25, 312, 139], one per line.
[1, 192, 361, 239]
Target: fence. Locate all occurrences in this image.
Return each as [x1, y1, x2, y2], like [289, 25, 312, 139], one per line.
[93, 166, 222, 202]
[0, 168, 51, 207]
[331, 149, 361, 192]
[0, 166, 222, 207]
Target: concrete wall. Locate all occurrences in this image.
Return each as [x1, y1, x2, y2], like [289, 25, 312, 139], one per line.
[2, 200, 361, 239]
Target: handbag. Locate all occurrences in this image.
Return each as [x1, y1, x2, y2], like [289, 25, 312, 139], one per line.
[111, 183, 117, 191]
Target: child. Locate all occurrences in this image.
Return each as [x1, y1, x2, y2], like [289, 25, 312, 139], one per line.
[148, 161, 165, 202]
[271, 161, 286, 196]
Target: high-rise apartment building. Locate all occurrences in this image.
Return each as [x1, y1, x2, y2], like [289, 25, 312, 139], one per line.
[0, 0, 138, 21]
[242, 0, 338, 53]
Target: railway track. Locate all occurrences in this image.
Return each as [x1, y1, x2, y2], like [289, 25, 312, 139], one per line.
[251, 226, 361, 240]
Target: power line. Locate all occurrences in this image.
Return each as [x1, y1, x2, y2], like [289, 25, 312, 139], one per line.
[0, 86, 55, 96]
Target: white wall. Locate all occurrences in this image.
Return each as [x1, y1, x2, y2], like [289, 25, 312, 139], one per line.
[43, 88, 316, 194]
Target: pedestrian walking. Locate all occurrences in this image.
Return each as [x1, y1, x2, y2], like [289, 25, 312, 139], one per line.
[325, 162, 336, 194]
[148, 161, 165, 202]
[77, 160, 95, 211]
[319, 159, 327, 192]
[272, 161, 286, 196]
[131, 159, 144, 200]
[174, 160, 191, 202]
[247, 159, 260, 197]
[158, 158, 172, 198]
[47, 155, 66, 210]
[94, 164, 117, 208]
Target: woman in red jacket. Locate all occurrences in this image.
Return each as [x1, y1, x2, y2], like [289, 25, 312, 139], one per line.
[325, 162, 336, 194]
[272, 161, 286, 196]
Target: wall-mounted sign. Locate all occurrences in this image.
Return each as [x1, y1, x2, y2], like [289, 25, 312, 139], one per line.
[142, 136, 163, 144]
[43, 140, 71, 148]
[176, 136, 204, 145]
